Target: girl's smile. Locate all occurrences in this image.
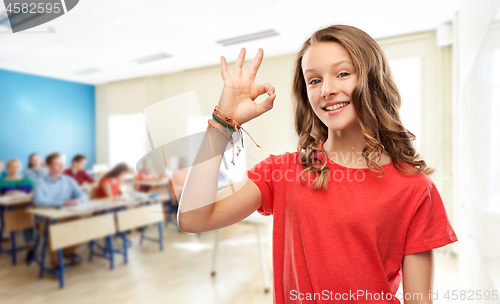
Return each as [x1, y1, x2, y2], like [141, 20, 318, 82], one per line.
[322, 101, 351, 115]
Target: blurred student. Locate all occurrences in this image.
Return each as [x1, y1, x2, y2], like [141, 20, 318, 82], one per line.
[0, 159, 34, 196]
[34, 153, 87, 207]
[33, 152, 88, 267]
[97, 163, 129, 198]
[24, 153, 48, 182]
[0, 158, 36, 262]
[0, 159, 7, 180]
[64, 154, 95, 186]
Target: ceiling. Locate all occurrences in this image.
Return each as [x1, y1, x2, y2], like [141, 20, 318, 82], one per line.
[0, 0, 481, 85]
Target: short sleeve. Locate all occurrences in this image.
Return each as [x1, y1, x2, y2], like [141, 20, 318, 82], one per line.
[404, 181, 458, 255]
[246, 155, 276, 216]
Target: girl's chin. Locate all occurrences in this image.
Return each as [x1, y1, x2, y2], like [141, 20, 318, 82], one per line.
[322, 120, 350, 130]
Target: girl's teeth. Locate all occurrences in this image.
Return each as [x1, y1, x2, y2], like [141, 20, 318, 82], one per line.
[324, 102, 349, 111]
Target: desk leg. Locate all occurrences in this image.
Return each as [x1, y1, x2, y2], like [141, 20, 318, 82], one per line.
[88, 240, 95, 262]
[106, 235, 114, 270]
[57, 249, 64, 289]
[52, 219, 66, 289]
[210, 229, 220, 277]
[10, 232, 16, 265]
[256, 225, 270, 293]
[39, 219, 49, 278]
[140, 226, 145, 245]
[121, 232, 128, 264]
[31, 216, 41, 265]
[158, 222, 163, 251]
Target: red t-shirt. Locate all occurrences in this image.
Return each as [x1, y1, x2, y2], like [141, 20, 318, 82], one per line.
[246, 142, 458, 304]
[97, 177, 121, 198]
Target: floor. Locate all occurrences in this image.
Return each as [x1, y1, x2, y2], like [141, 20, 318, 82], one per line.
[0, 224, 459, 304]
[0, 223, 273, 304]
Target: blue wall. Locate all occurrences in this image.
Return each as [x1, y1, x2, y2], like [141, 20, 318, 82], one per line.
[0, 69, 95, 170]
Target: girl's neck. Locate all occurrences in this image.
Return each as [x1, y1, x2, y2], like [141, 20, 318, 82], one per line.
[323, 122, 365, 156]
[323, 122, 391, 168]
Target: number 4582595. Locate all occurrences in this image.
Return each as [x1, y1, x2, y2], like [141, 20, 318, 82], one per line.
[444, 290, 498, 300]
[6, 2, 61, 14]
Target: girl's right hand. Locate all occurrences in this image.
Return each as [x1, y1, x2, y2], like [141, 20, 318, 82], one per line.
[217, 47, 276, 125]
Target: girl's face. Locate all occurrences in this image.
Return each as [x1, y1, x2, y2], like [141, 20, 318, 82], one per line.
[7, 161, 21, 176]
[302, 41, 359, 132]
[31, 155, 42, 168]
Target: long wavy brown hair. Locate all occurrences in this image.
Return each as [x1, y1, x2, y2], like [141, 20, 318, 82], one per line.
[292, 24, 434, 190]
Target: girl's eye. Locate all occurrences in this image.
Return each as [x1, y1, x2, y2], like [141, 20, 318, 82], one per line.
[309, 79, 321, 85]
[339, 72, 349, 78]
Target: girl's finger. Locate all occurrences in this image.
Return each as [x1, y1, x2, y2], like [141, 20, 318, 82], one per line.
[256, 93, 276, 116]
[233, 47, 246, 78]
[244, 48, 263, 81]
[256, 82, 276, 96]
[221, 56, 231, 81]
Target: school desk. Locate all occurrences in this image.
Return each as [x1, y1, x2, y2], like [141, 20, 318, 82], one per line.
[0, 194, 34, 265]
[26, 196, 163, 289]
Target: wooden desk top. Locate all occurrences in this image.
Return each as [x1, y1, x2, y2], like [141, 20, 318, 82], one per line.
[26, 196, 159, 220]
[0, 194, 33, 207]
[134, 178, 170, 187]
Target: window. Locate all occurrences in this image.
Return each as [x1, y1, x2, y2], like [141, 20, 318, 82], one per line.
[389, 57, 422, 152]
[108, 113, 149, 168]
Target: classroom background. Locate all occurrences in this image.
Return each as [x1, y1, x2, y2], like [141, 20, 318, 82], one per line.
[0, 0, 499, 303]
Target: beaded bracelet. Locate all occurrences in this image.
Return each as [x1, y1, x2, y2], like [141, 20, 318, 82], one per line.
[207, 106, 261, 165]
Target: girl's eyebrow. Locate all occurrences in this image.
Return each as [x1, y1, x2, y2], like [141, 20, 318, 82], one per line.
[304, 59, 353, 74]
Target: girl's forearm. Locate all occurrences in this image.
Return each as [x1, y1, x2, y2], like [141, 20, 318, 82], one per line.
[177, 118, 235, 232]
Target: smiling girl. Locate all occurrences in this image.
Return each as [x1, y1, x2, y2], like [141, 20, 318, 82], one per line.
[178, 25, 458, 304]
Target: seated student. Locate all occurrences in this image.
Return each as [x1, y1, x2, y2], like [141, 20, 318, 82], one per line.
[34, 152, 88, 268]
[0, 159, 36, 262]
[0, 159, 7, 180]
[97, 163, 129, 198]
[0, 159, 34, 196]
[63, 154, 95, 186]
[24, 153, 48, 182]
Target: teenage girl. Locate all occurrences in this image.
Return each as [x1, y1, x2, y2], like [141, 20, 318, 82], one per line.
[24, 153, 48, 182]
[177, 25, 457, 304]
[97, 163, 129, 198]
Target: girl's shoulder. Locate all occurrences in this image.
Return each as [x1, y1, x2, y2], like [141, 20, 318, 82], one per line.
[387, 161, 436, 190]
